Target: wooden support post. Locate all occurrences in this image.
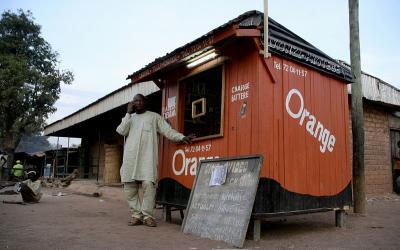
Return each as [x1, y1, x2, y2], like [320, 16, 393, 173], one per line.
[335, 210, 345, 228]
[349, 0, 366, 214]
[53, 137, 59, 178]
[163, 206, 172, 222]
[97, 129, 101, 183]
[263, 0, 271, 58]
[253, 219, 261, 241]
[65, 137, 69, 178]
[179, 209, 184, 220]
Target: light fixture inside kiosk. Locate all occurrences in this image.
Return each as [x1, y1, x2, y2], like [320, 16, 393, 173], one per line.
[186, 50, 218, 69]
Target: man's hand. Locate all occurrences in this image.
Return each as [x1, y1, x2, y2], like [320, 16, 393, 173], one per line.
[182, 134, 196, 144]
[127, 102, 135, 114]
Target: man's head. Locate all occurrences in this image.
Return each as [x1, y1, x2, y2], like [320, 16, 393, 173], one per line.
[26, 170, 38, 181]
[133, 94, 146, 113]
[16, 160, 21, 164]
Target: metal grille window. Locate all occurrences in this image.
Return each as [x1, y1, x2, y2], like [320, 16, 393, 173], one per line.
[180, 65, 223, 139]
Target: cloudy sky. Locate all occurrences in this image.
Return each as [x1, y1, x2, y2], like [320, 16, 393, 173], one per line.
[2, 0, 399, 145]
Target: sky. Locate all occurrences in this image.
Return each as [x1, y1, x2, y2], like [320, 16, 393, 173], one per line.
[2, 0, 400, 145]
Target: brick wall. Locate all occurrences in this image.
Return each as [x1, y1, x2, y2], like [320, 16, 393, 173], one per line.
[362, 102, 392, 194]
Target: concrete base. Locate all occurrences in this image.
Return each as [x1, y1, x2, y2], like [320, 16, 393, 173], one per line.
[335, 209, 346, 228]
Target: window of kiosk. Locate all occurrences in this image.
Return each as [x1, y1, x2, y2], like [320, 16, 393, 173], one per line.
[180, 65, 223, 140]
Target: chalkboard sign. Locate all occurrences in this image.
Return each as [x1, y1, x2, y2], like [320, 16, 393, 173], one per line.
[182, 155, 263, 248]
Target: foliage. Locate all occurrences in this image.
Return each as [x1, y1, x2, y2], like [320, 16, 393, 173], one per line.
[0, 9, 73, 156]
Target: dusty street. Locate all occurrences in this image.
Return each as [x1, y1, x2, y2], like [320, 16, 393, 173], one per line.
[1, 187, 399, 250]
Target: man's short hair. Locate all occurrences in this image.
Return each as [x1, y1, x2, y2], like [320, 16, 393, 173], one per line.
[133, 93, 146, 100]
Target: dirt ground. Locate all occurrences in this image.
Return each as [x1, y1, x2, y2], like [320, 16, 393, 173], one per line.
[0, 186, 399, 250]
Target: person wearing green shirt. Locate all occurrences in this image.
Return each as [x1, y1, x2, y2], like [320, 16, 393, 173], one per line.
[10, 160, 24, 181]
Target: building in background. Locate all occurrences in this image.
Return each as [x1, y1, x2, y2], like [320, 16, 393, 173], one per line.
[344, 69, 400, 194]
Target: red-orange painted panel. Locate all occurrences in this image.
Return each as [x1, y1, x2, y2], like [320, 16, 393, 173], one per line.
[271, 58, 351, 196]
[158, 41, 351, 197]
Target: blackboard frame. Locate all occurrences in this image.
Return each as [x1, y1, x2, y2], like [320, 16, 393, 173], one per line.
[181, 155, 263, 248]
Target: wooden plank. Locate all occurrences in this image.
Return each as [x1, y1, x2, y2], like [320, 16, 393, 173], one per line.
[330, 78, 341, 193]
[257, 54, 274, 179]
[306, 68, 319, 196]
[235, 42, 253, 156]
[235, 29, 261, 37]
[274, 57, 285, 187]
[227, 49, 239, 156]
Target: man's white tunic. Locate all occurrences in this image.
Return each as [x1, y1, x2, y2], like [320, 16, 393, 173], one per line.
[116, 111, 184, 183]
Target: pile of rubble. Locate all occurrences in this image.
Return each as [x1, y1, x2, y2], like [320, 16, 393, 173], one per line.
[41, 169, 80, 188]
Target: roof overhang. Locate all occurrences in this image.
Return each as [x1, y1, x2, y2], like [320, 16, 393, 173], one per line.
[128, 25, 261, 84]
[44, 81, 159, 136]
[127, 10, 353, 85]
[348, 72, 400, 108]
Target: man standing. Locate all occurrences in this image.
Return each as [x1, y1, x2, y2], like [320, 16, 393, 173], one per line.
[116, 94, 194, 227]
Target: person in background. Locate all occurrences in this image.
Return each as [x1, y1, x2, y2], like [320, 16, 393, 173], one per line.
[0, 152, 7, 178]
[10, 160, 24, 181]
[15, 170, 42, 203]
[393, 141, 400, 193]
[116, 94, 195, 227]
[0, 151, 7, 168]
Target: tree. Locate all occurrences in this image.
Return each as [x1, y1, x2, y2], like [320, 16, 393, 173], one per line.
[0, 10, 73, 179]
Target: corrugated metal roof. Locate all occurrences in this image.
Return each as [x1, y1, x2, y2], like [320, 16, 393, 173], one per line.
[347, 72, 400, 107]
[44, 81, 159, 135]
[338, 60, 400, 107]
[127, 10, 353, 82]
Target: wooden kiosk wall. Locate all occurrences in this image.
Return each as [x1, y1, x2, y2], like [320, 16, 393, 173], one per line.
[156, 38, 352, 213]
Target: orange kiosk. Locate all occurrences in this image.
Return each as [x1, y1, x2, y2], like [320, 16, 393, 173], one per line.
[126, 11, 352, 221]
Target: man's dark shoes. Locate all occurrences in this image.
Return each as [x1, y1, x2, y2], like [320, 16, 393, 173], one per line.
[128, 217, 142, 226]
[143, 217, 157, 227]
